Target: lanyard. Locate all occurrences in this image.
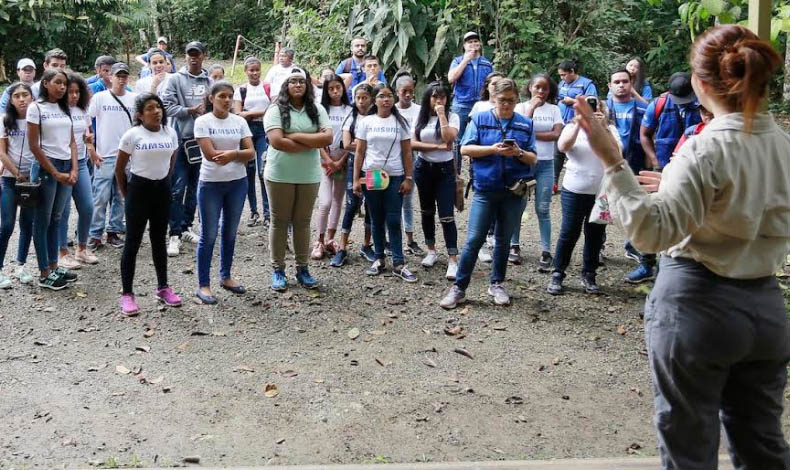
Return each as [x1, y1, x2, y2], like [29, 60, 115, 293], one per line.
[491, 109, 512, 141]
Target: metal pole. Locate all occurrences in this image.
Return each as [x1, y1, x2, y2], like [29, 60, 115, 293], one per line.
[231, 35, 242, 79]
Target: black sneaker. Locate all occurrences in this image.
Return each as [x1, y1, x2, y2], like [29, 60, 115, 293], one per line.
[508, 246, 522, 265]
[538, 251, 552, 272]
[582, 272, 601, 295]
[624, 243, 641, 262]
[106, 233, 124, 248]
[405, 241, 425, 256]
[39, 272, 68, 290]
[547, 272, 564, 295]
[247, 212, 261, 227]
[54, 267, 78, 283]
[87, 237, 103, 251]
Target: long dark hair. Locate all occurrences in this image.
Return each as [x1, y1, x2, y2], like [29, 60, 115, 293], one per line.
[627, 56, 646, 96]
[370, 83, 410, 134]
[67, 73, 91, 111]
[133, 93, 168, 127]
[3, 82, 33, 132]
[480, 71, 505, 101]
[523, 72, 558, 105]
[203, 80, 234, 113]
[414, 81, 451, 142]
[320, 73, 350, 111]
[37, 69, 70, 116]
[344, 83, 374, 142]
[276, 66, 319, 130]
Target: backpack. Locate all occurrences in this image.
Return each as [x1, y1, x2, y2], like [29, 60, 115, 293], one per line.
[653, 92, 669, 121]
[239, 85, 247, 108]
[342, 57, 353, 74]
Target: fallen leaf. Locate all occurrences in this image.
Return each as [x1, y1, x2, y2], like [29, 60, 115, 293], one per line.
[370, 330, 386, 336]
[149, 375, 164, 385]
[616, 326, 627, 336]
[493, 326, 507, 331]
[423, 357, 437, 368]
[280, 370, 298, 378]
[75, 291, 87, 298]
[375, 358, 385, 366]
[33, 340, 48, 346]
[444, 326, 463, 336]
[454, 348, 474, 359]
[314, 378, 325, 384]
[347, 328, 360, 340]
[132, 366, 143, 375]
[460, 306, 470, 315]
[433, 402, 447, 413]
[505, 396, 524, 405]
[276, 438, 285, 445]
[422, 328, 431, 335]
[264, 383, 279, 398]
[135, 345, 150, 353]
[182, 456, 200, 463]
[162, 386, 173, 393]
[115, 365, 130, 375]
[233, 365, 255, 373]
[190, 331, 209, 336]
[111, 391, 125, 397]
[552, 357, 561, 365]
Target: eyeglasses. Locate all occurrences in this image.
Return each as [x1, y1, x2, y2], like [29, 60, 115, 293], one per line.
[288, 78, 306, 85]
[376, 94, 394, 100]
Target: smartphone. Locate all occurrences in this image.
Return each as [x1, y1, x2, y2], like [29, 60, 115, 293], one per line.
[503, 138, 516, 147]
[586, 96, 599, 112]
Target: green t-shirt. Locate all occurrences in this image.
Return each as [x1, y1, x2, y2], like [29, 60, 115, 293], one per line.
[263, 103, 330, 184]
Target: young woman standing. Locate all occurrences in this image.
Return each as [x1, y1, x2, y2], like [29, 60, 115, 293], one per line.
[329, 83, 375, 267]
[394, 73, 424, 256]
[116, 93, 182, 315]
[513, 73, 563, 268]
[264, 67, 333, 292]
[311, 73, 351, 259]
[28, 69, 78, 290]
[194, 81, 255, 304]
[232, 56, 270, 227]
[352, 83, 417, 283]
[0, 83, 35, 287]
[410, 82, 460, 280]
[440, 79, 537, 309]
[58, 73, 98, 269]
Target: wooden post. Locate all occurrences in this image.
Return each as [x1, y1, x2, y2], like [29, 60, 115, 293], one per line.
[230, 34, 242, 79]
[748, 0, 771, 42]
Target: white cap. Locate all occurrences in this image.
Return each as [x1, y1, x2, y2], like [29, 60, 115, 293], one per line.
[16, 58, 35, 70]
[157, 36, 168, 44]
[286, 67, 307, 80]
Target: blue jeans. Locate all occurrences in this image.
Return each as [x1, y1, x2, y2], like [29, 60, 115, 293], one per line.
[31, 158, 73, 271]
[246, 122, 269, 217]
[451, 103, 473, 175]
[364, 175, 405, 266]
[0, 177, 34, 268]
[169, 143, 200, 237]
[196, 177, 248, 287]
[341, 153, 370, 233]
[454, 190, 523, 290]
[511, 159, 553, 251]
[552, 189, 606, 276]
[414, 158, 458, 254]
[59, 158, 94, 248]
[89, 155, 125, 239]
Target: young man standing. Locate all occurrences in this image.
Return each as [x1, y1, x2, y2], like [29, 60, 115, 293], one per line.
[88, 63, 138, 249]
[350, 56, 386, 97]
[447, 32, 493, 171]
[162, 40, 210, 256]
[87, 55, 118, 93]
[336, 38, 386, 101]
[136, 36, 177, 77]
[0, 58, 36, 109]
[31, 49, 67, 98]
[263, 48, 295, 100]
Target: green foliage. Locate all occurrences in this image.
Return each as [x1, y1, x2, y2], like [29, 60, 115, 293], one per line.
[272, 0, 351, 72]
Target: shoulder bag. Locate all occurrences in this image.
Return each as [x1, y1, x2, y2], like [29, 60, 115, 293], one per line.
[15, 104, 41, 208]
[362, 124, 399, 191]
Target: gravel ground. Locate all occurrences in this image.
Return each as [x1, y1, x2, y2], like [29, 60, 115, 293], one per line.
[0, 116, 788, 469]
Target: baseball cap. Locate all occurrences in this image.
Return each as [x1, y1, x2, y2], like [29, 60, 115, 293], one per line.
[667, 72, 696, 105]
[157, 36, 168, 44]
[94, 55, 117, 68]
[16, 58, 35, 70]
[463, 31, 480, 42]
[110, 62, 130, 76]
[185, 41, 207, 54]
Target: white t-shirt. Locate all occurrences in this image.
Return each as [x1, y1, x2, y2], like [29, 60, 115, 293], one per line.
[264, 64, 292, 100]
[134, 73, 172, 96]
[357, 114, 410, 176]
[413, 113, 460, 163]
[327, 104, 351, 155]
[397, 103, 421, 126]
[341, 110, 369, 152]
[71, 106, 91, 160]
[88, 90, 138, 158]
[515, 102, 563, 161]
[233, 82, 270, 123]
[470, 100, 494, 116]
[26, 101, 72, 160]
[193, 113, 252, 182]
[562, 124, 621, 195]
[1, 119, 34, 177]
[118, 125, 179, 180]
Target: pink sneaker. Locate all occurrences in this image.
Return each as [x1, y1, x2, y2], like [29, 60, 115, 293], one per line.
[310, 241, 325, 260]
[120, 294, 140, 316]
[156, 286, 182, 307]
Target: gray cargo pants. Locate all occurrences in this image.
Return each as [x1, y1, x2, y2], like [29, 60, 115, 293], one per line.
[645, 256, 790, 470]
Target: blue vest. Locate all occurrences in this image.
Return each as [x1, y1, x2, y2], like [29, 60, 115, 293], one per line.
[558, 76, 596, 123]
[470, 110, 536, 192]
[451, 56, 494, 106]
[653, 94, 701, 167]
[606, 98, 647, 173]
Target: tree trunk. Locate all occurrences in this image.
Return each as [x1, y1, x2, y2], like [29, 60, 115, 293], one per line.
[784, 33, 790, 103]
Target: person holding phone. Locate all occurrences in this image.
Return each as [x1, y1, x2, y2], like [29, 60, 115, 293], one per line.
[440, 78, 537, 309]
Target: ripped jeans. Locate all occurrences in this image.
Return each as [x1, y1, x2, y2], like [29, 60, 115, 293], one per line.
[413, 157, 457, 255]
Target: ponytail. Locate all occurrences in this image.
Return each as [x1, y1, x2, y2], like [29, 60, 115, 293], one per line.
[690, 25, 781, 133]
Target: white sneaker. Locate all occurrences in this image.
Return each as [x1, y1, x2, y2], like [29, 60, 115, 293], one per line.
[58, 253, 82, 270]
[181, 229, 200, 244]
[487, 282, 511, 306]
[13, 265, 34, 284]
[440, 285, 466, 309]
[0, 272, 12, 289]
[167, 236, 181, 257]
[74, 249, 99, 265]
[479, 247, 492, 263]
[445, 260, 458, 281]
[421, 251, 438, 267]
